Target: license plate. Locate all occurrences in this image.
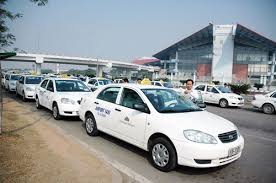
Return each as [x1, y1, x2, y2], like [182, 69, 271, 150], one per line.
[228, 146, 240, 157]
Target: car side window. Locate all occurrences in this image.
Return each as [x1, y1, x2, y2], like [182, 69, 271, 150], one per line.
[195, 85, 205, 91]
[19, 76, 24, 84]
[155, 82, 162, 86]
[88, 79, 96, 85]
[271, 92, 276, 98]
[97, 87, 120, 103]
[120, 88, 144, 109]
[207, 86, 212, 92]
[46, 80, 54, 92]
[40, 80, 48, 89]
[211, 87, 219, 93]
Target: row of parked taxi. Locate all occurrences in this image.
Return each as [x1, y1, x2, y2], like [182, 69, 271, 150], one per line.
[1, 72, 248, 172]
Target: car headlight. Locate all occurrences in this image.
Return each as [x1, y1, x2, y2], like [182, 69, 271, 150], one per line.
[26, 87, 33, 91]
[183, 130, 218, 144]
[233, 124, 241, 137]
[61, 98, 76, 105]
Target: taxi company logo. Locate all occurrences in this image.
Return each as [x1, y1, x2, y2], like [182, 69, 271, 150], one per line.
[228, 135, 234, 139]
[95, 106, 111, 117]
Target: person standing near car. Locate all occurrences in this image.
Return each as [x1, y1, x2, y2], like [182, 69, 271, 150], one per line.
[182, 79, 199, 101]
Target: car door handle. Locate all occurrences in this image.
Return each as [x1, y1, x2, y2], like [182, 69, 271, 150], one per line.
[94, 102, 99, 105]
[115, 108, 121, 112]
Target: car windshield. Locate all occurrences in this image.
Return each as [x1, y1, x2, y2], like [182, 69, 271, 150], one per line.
[26, 76, 43, 84]
[55, 80, 90, 92]
[217, 86, 232, 93]
[10, 75, 21, 80]
[142, 89, 201, 113]
[98, 79, 112, 85]
[163, 82, 173, 88]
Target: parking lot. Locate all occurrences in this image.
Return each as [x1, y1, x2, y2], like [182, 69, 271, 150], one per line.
[2, 89, 276, 183]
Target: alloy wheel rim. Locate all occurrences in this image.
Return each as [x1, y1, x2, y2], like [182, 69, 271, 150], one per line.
[86, 118, 94, 133]
[53, 106, 58, 118]
[264, 105, 272, 113]
[221, 100, 227, 107]
[36, 99, 39, 107]
[152, 143, 169, 167]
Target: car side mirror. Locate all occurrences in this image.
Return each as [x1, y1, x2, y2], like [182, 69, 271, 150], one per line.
[133, 103, 150, 114]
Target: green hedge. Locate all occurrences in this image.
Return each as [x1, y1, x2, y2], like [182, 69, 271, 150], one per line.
[229, 84, 251, 94]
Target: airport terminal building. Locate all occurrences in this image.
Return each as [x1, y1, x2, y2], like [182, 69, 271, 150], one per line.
[145, 24, 276, 85]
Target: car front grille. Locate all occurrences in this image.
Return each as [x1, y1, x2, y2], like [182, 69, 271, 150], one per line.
[218, 130, 237, 143]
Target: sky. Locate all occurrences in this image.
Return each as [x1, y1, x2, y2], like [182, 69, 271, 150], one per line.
[3, 0, 276, 69]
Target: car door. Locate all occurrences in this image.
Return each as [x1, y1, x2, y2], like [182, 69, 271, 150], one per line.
[17, 76, 24, 95]
[195, 85, 206, 99]
[209, 87, 221, 103]
[44, 80, 55, 109]
[114, 87, 148, 147]
[37, 79, 49, 106]
[94, 87, 121, 131]
[270, 92, 276, 109]
[204, 85, 214, 103]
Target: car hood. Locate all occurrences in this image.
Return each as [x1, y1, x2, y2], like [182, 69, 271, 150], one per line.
[25, 84, 38, 90]
[56, 92, 91, 101]
[159, 111, 236, 135]
[221, 93, 242, 98]
[9, 80, 17, 85]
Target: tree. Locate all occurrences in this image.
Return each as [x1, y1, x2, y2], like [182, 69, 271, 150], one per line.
[0, 0, 48, 51]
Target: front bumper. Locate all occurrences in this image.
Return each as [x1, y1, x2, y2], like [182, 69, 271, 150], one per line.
[58, 103, 80, 116]
[9, 85, 16, 91]
[25, 91, 35, 99]
[228, 99, 244, 106]
[173, 135, 244, 168]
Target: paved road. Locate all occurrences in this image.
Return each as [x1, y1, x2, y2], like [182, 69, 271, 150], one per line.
[4, 91, 276, 183]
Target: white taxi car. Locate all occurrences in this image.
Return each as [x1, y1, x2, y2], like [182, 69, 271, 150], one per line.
[251, 90, 276, 114]
[194, 84, 244, 108]
[5, 74, 21, 92]
[79, 84, 244, 171]
[86, 77, 112, 91]
[35, 78, 91, 119]
[16, 75, 44, 101]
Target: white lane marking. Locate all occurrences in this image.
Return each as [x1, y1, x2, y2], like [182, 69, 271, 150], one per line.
[46, 121, 153, 183]
[243, 133, 276, 143]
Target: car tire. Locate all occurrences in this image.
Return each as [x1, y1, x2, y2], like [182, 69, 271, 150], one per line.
[149, 137, 177, 172]
[35, 97, 42, 109]
[52, 103, 61, 120]
[22, 91, 27, 102]
[85, 113, 99, 136]
[219, 99, 228, 108]
[262, 103, 275, 114]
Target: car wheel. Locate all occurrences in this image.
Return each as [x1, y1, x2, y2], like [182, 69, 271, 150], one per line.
[52, 103, 61, 120]
[149, 137, 177, 172]
[85, 113, 99, 136]
[219, 99, 228, 108]
[22, 91, 27, 102]
[262, 103, 275, 114]
[35, 97, 42, 109]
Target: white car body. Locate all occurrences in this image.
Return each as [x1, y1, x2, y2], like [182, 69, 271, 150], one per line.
[79, 84, 244, 170]
[194, 84, 244, 107]
[251, 90, 276, 114]
[16, 75, 44, 100]
[87, 77, 112, 91]
[5, 74, 21, 92]
[35, 78, 91, 118]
